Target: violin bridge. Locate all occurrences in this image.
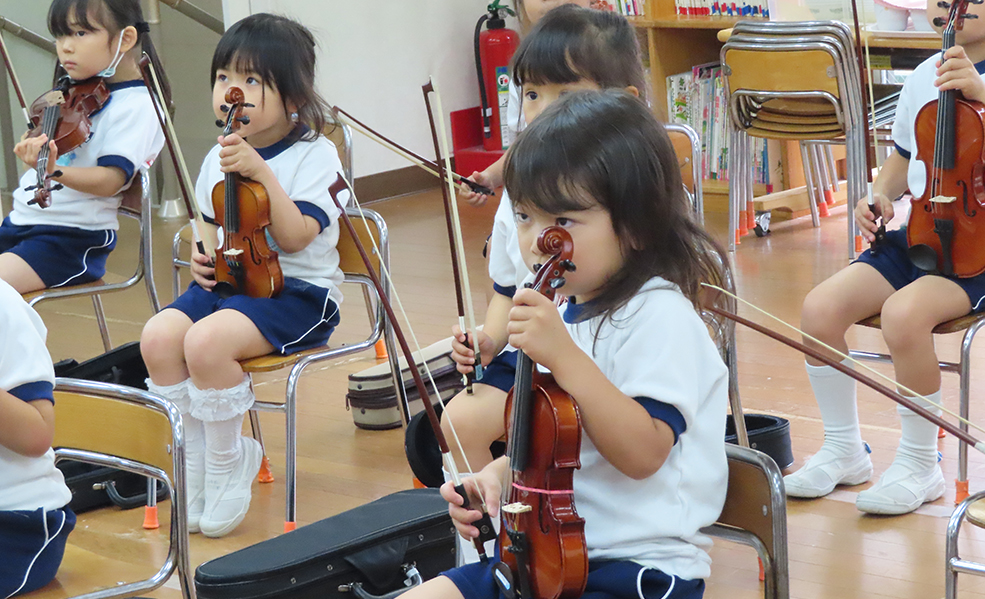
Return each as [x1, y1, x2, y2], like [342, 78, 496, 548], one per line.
[42, 90, 65, 106]
[502, 502, 532, 514]
[223, 248, 245, 257]
[930, 195, 957, 204]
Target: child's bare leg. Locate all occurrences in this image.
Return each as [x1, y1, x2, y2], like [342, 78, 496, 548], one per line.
[855, 276, 970, 514]
[399, 575, 465, 599]
[441, 384, 509, 473]
[0, 253, 45, 294]
[786, 263, 895, 499]
[184, 310, 275, 537]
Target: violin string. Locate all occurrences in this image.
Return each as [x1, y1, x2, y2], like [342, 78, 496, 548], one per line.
[702, 282, 985, 434]
[431, 79, 483, 371]
[338, 174, 487, 507]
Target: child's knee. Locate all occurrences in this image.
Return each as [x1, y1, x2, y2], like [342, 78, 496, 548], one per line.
[801, 288, 847, 336]
[881, 294, 931, 347]
[183, 322, 226, 371]
[140, 315, 184, 360]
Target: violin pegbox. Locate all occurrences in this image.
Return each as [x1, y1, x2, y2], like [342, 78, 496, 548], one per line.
[529, 227, 576, 300]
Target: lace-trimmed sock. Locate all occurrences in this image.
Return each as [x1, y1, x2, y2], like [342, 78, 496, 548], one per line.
[147, 379, 205, 532]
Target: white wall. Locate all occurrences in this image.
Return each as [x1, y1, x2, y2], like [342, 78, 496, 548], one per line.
[222, 0, 519, 178]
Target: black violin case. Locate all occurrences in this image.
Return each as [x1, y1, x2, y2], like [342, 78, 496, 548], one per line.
[195, 488, 456, 599]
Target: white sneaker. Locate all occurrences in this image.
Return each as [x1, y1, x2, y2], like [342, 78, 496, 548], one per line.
[200, 437, 262, 538]
[186, 452, 205, 534]
[855, 462, 945, 515]
[783, 446, 873, 498]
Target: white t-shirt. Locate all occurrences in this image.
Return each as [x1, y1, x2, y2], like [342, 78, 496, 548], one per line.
[541, 277, 728, 580]
[892, 52, 985, 198]
[196, 132, 350, 303]
[10, 81, 164, 231]
[488, 80, 530, 294]
[0, 279, 71, 512]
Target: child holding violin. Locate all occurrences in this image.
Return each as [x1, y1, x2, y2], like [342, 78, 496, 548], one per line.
[4, 0, 167, 294]
[139, 13, 348, 538]
[0, 279, 74, 596]
[444, 4, 646, 481]
[785, 0, 985, 514]
[408, 90, 729, 599]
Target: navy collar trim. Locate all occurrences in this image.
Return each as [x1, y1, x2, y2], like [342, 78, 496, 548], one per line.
[975, 58, 985, 75]
[255, 125, 308, 160]
[107, 80, 144, 92]
[563, 296, 599, 323]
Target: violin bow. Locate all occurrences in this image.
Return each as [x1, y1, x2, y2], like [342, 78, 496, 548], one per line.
[0, 29, 30, 128]
[850, 0, 887, 251]
[137, 53, 216, 260]
[422, 78, 485, 390]
[327, 173, 498, 560]
[702, 283, 985, 452]
[332, 105, 495, 197]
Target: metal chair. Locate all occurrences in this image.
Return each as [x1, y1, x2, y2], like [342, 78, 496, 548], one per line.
[28, 378, 191, 599]
[946, 487, 985, 598]
[667, 123, 704, 222]
[722, 21, 869, 260]
[23, 170, 161, 352]
[703, 444, 789, 599]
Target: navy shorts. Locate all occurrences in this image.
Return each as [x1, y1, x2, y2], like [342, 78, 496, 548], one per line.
[854, 228, 985, 312]
[477, 350, 518, 393]
[0, 506, 76, 597]
[0, 217, 116, 288]
[167, 278, 341, 355]
[444, 557, 704, 599]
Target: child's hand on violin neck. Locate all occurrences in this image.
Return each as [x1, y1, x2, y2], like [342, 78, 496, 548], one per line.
[218, 133, 272, 182]
[13, 134, 58, 172]
[508, 287, 575, 371]
[936, 45, 985, 104]
[451, 325, 496, 374]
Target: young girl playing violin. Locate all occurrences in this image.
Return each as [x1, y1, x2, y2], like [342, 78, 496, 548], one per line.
[4, 0, 167, 294]
[444, 4, 646, 480]
[411, 89, 728, 599]
[140, 13, 348, 538]
[785, 0, 985, 514]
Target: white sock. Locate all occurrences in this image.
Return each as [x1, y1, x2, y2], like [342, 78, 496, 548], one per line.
[146, 379, 204, 494]
[204, 415, 245, 476]
[894, 391, 942, 473]
[807, 359, 864, 456]
[188, 376, 254, 478]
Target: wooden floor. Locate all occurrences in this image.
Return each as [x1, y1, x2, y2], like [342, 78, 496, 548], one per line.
[28, 189, 985, 598]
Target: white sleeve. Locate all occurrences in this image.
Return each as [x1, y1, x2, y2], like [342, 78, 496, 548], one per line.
[194, 145, 221, 221]
[287, 137, 347, 226]
[0, 282, 55, 394]
[487, 194, 518, 291]
[96, 93, 165, 180]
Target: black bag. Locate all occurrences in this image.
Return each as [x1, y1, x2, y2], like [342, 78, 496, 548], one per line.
[54, 341, 167, 512]
[195, 488, 457, 599]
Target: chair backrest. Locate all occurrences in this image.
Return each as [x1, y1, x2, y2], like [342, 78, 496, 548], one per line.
[665, 123, 703, 221]
[337, 207, 385, 280]
[324, 118, 354, 184]
[119, 169, 146, 216]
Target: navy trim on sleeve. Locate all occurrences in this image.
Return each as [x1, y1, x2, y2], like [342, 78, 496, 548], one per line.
[203, 214, 218, 226]
[97, 155, 135, 182]
[493, 283, 517, 298]
[634, 396, 687, 444]
[895, 143, 911, 160]
[9, 381, 55, 404]
[295, 201, 331, 232]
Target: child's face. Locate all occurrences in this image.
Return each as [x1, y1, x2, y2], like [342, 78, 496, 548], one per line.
[212, 67, 293, 148]
[55, 9, 120, 81]
[523, 0, 594, 25]
[514, 200, 624, 303]
[522, 78, 602, 125]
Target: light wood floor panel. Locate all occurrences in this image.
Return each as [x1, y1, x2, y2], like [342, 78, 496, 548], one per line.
[26, 192, 985, 598]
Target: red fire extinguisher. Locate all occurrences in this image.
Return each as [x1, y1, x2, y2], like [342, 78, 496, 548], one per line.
[475, 1, 519, 152]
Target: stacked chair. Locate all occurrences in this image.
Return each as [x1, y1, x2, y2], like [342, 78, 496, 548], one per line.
[721, 20, 872, 259]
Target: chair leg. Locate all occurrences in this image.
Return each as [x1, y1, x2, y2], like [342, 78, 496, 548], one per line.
[249, 409, 274, 484]
[799, 142, 821, 227]
[142, 478, 160, 529]
[92, 295, 113, 352]
[956, 319, 985, 502]
[825, 145, 840, 192]
[285, 365, 302, 532]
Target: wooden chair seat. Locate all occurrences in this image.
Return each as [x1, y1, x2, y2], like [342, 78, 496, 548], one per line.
[21, 272, 133, 303]
[240, 343, 335, 374]
[856, 312, 985, 335]
[27, 544, 154, 599]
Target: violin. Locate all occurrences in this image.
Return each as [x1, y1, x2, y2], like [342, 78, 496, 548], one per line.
[210, 87, 283, 299]
[906, 0, 985, 277]
[499, 226, 588, 599]
[22, 76, 111, 208]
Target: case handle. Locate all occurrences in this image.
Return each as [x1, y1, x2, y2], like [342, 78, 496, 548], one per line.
[339, 565, 422, 599]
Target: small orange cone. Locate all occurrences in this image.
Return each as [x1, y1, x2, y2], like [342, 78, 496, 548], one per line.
[956, 479, 970, 504]
[854, 235, 863, 254]
[258, 455, 275, 483]
[818, 200, 829, 218]
[143, 505, 160, 530]
[939, 427, 946, 439]
[284, 521, 297, 533]
[413, 477, 427, 489]
[374, 338, 388, 360]
[758, 558, 765, 581]
[739, 209, 749, 237]
[824, 189, 835, 207]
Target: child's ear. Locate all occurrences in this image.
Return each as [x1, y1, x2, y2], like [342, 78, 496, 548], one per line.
[625, 85, 640, 98]
[119, 25, 139, 55]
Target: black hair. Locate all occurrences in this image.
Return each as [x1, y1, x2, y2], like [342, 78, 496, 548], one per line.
[504, 90, 728, 330]
[211, 13, 329, 142]
[48, 0, 171, 106]
[511, 5, 646, 103]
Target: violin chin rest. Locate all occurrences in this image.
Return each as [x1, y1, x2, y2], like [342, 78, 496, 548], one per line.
[907, 244, 938, 274]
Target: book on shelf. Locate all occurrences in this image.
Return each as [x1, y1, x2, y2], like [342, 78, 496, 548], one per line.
[597, 0, 645, 16]
[666, 64, 778, 190]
